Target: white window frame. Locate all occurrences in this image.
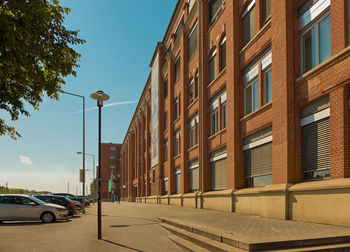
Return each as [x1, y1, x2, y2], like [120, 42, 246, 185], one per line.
[210, 108, 218, 135]
[175, 130, 181, 156]
[300, 11, 330, 73]
[244, 78, 258, 115]
[174, 54, 181, 83]
[189, 80, 194, 104]
[263, 67, 272, 104]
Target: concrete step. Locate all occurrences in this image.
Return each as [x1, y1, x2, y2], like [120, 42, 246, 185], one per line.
[168, 234, 211, 252]
[161, 223, 245, 252]
[158, 217, 350, 251]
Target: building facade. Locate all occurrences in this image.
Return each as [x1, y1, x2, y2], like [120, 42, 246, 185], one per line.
[120, 0, 350, 226]
[100, 143, 121, 201]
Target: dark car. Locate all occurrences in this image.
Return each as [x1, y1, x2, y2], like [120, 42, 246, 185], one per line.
[34, 195, 78, 216]
[52, 193, 84, 209]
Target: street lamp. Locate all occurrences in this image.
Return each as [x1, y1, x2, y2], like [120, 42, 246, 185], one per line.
[77, 152, 96, 199]
[90, 90, 110, 240]
[63, 91, 86, 215]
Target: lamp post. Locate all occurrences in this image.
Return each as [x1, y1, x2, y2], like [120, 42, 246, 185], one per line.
[63, 91, 86, 215]
[90, 90, 110, 240]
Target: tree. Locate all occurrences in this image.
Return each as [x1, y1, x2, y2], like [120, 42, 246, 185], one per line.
[0, 0, 85, 139]
[90, 178, 96, 198]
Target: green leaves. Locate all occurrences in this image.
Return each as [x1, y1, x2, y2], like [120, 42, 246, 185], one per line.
[0, 0, 85, 139]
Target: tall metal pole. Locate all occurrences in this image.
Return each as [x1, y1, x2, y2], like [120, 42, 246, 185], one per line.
[97, 101, 102, 240]
[82, 96, 86, 214]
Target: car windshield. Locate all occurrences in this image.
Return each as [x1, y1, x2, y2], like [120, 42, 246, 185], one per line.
[28, 195, 46, 205]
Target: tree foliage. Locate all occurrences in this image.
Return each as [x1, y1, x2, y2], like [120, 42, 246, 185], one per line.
[90, 178, 96, 197]
[0, 0, 85, 139]
[0, 185, 50, 194]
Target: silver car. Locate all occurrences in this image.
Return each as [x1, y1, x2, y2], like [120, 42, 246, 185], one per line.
[0, 194, 68, 223]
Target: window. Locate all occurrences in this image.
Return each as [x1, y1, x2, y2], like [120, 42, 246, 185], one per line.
[174, 98, 179, 119]
[263, 68, 272, 104]
[210, 108, 218, 135]
[221, 102, 227, 129]
[189, 160, 199, 192]
[243, 49, 271, 115]
[189, 114, 198, 147]
[242, 1, 256, 47]
[209, 0, 222, 24]
[195, 73, 199, 97]
[262, 0, 271, 24]
[164, 77, 168, 98]
[110, 155, 116, 159]
[174, 54, 181, 83]
[301, 13, 331, 73]
[110, 164, 116, 169]
[164, 177, 169, 195]
[174, 15, 184, 42]
[243, 127, 273, 188]
[210, 148, 227, 190]
[164, 139, 168, 162]
[152, 169, 156, 183]
[189, 80, 194, 104]
[188, 0, 196, 13]
[244, 79, 258, 115]
[209, 49, 217, 83]
[219, 37, 226, 72]
[175, 129, 181, 156]
[110, 146, 116, 150]
[175, 167, 181, 194]
[165, 42, 171, 58]
[300, 96, 330, 181]
[188, 22, 198, 61]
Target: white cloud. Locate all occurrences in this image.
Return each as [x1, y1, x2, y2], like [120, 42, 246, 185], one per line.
[74, 100, 138, 113]
[19, 155, 32, 165]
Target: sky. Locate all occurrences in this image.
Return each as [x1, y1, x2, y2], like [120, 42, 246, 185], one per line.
[0, 0, 177, 193]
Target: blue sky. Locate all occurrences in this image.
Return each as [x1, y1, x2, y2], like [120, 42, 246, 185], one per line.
[0, 1, 177, 193]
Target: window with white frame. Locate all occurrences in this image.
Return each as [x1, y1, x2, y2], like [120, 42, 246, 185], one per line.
[242, 0, 256, 47]
[243, 49, 272, 115]
[209, 0, 223, 25]
[219, 37, 226, 72]
[175, 167, 181, 194]
[189, 80, 194, 104]
[210, 148, 227, 191]
[110, 164, 116, 169]
[174, 54, 181, 83]
[189, 114, 199, 147]
[110, 146, 116, 150]
[221, 101, 227, 129]
[175, 129, 181, 156]
[243, 127, 273, 188]
[164, 177, 169, 195]
[210, 107, 218, 135]
[188, 22, 198, 62]
[299, 0, 331, 73]
[300, 96, 330, 181]
[164, 77, 168, 99]
[210, 90, 226, 134]
[189, 160, 199, 192]
[174, 97, 179, 119]
[263, 68, 272, 104]
[209, 49, 217, 83]
[174, 13, 184, 42]
[188, 0, 196, 13]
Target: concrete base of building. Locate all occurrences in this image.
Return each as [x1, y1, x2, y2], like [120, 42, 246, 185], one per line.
[129, 178, 350, 227]
[169, 194, 183, 206]
[127, 197, 136, 202]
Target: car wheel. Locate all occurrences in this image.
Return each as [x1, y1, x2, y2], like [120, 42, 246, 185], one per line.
[41, 212, 55, 223]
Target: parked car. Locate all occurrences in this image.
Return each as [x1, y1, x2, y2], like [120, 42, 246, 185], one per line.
[85, 196, 95, 204]
[78, 196, 90, 206]
[52, 193, 83, 209]
[0, 194, 68, 223]
[34, 195, 78, 216]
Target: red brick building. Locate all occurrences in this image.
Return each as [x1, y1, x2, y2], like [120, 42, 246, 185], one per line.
[120, 0, 350, 226]
[100, 143, 121, 201]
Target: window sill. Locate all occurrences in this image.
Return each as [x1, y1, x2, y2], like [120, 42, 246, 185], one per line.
[187, 144, 199, 152]
[207, 68, 227, 89]
[208, 128, 227, 140]
[173, 154, 181, 160]
[295, 46, 350, 85]
[239, 19, 271, 55]
[163, 129, 168, 135]
[188, 97, 199, 109]
[241, 102, 272, 121]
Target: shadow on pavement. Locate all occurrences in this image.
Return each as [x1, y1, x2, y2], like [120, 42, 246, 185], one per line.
[101, 215, 156, 222]
[70, 215, 81, 219]
[109, 222, 158, 228]
[0, 220, 72, 226]
[102, 239, 143, 252]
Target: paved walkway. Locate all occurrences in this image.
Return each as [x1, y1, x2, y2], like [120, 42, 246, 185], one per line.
[1, 202, 350, 251]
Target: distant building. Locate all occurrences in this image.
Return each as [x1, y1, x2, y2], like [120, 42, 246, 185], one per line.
[99, 143, 121, 201]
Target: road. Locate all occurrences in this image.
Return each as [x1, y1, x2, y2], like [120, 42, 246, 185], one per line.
[0, 202, 183, 252]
